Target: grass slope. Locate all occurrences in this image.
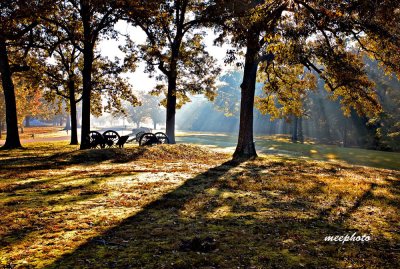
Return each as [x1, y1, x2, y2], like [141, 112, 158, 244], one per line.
[176, 132, 400, 170]
[0, 142, 399, 268]
[0, 127, 65, 141]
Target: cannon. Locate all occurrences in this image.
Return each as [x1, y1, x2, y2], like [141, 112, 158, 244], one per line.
[86, 129, 169, 148]
[86, 130, 129, 149]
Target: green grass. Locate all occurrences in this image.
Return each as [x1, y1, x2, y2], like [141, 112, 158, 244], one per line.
[1, 142, 399, 268]
[176, 132, 400, 170]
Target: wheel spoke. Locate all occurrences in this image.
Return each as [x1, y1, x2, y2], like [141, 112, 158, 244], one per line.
[139, 133, 158, 146]
[103, 130, 120, 148]
[155, 132, 169, 144]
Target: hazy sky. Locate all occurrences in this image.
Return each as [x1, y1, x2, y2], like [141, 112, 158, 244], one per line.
[99, 21, 233, 93]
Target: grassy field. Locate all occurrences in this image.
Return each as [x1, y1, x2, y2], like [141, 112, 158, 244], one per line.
[1, 142, 399, 268]
[2, 128, 399, 170]
[0, 127, 65, 141]
[177, 132, 400, 170]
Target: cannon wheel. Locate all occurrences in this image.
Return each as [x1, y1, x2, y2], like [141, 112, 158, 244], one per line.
[103, 130, 120, 148]
[135, 131, 146, 142]
[87, 131, 104, 149]
[155, 132, 169, 144]
[139, 133, 157, 146]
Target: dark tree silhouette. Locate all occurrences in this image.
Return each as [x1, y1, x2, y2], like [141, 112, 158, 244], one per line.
[44, 0, 123, 149]
[0, 0, 52, 149]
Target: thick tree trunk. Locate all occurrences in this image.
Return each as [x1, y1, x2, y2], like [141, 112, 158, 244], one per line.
[79, 42, 94, 149]
[0, 39, 22, 149]
[79, 3, 95, 150]
[166, 71, 177, 144]
[70, 96, 79, 145]
[233, 31, 260, 159]
[164, 33, 182, 145]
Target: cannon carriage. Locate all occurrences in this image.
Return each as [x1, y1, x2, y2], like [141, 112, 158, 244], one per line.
[85, 129, 169, 149]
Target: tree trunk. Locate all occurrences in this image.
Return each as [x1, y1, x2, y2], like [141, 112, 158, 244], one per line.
[67, 79, 78, 144]
[0, 39, 22, 149]
[65, 115, 71, 130]
[79, 3, 95, 149]
[164, 32, 183, 145]
[79, 42, 94, 149]
[70, 105, 78, 145]
[292, 116, 298, 142]
[25, 116, 31, 127]
[233, 31, 260, 159]
[298, 117, 304, 143]
[166, 70, 177, 144]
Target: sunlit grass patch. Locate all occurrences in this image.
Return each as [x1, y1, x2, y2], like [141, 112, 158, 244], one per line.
[256, 139, 400, 170]
[0, 126, 64, 141]
[176, 131, 400, 170]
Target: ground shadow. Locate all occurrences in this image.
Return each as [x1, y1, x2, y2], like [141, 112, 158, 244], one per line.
[0, 147, 150, 179]
[47, 159, 399, 269]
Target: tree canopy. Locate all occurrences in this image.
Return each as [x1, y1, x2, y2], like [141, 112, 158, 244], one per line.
[206, 0, 400, 159]
[43, 0, 126, 149]
[1, 0, 399, 159]
[122, 0, 221, 143]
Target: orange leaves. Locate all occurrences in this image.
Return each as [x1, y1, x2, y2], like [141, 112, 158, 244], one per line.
[256, 38, 317, 120]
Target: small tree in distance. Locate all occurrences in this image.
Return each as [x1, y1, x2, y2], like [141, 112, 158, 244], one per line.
[126, 93, 165, 130]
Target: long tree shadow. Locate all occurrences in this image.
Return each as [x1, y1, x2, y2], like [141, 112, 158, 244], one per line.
[48, 159, 399, 269]
[0, 146, 177, 254]
[47, 160, 243, 268]
[0, 147, 150, 180]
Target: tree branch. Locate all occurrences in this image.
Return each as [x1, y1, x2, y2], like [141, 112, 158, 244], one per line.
[4, 22, 38, 41]
[10, 65, 30, 74]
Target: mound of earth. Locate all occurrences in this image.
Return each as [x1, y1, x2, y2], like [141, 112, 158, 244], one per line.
[60, 144, 229, 164]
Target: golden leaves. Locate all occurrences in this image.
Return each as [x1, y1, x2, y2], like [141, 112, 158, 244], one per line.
[256, 38, 317, 120]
